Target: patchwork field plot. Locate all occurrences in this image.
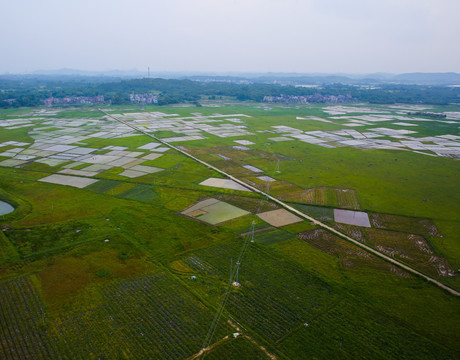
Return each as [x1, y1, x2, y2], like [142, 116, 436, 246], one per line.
[199, 177, 252, 192]
[330, 222, 456, 278]
[117, 184, 157, 203]
[0, 103, 459, 359]
[336, 188, 360, 209]
[293, 204, 334, 222]
[85, 179, 122, 194]
[214, 194, 279, 214]
[38, 174, 99, 188]
[370, 213, 442, 237]
[334, 209, 371, 227]
[257, 209, 303, 227]
[328, 219, 455, 277]
[254, 229, 294, 245]
[182, 198, 250, 225]
[297, 229, 394, 273]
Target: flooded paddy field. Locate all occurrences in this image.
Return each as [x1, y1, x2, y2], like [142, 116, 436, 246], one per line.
[0, 103, 459, 359]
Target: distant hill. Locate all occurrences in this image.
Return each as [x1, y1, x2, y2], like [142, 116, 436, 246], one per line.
[391, 72, 460, 85]
[186, 72, 460, 86]
[3, 70, 460, 87]
[31, 68, 144, 78]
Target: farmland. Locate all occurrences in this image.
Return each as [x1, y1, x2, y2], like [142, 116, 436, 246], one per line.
[0, 102, 459, 359]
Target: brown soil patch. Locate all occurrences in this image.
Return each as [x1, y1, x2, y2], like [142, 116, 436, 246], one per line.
[257, 209, 303, 227]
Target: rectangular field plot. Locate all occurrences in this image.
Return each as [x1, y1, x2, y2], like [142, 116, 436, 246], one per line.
[199, 177, 252, 192]
[369, 213, 442, 237]
[182, 198, 250, 225]
[58, 168, 98, 177]
[257, 175, 275, 182]
[334, 209, 370, 227]
[336, 188, 360, 209]
[242, 164, 263, 173]
[117, 185, 157, 202]
[293, 204, 334, 222]
[47, 272, 229, 359]
[38, 174, 99, 188]
[85, 179, 122, 194]
[257, 209, 303, 227]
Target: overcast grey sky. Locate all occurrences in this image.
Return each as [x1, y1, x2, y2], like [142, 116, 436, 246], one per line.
[2, 0, 460, 74]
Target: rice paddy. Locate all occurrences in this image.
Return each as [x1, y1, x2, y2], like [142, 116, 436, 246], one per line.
[182, 198, 250, 225]
[0, 103, 459, 359]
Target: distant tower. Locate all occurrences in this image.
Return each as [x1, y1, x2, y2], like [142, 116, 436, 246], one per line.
[148, 66, 150, 78]
[275, 159, 280, 173]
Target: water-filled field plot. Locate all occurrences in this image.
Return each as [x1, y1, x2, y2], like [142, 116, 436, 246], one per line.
[182, 198, 250, 225]
[334, 209, 371, 227]
[38, 174, 99, 188]
[199, 177, 252, 192]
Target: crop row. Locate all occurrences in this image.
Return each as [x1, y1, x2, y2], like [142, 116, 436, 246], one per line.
[183, 255, 220, 275]
[0, 276, 60, 360]
[191, 241, 338, 343]
[277, 298, 456, 359]
[49, 272, 228, 359]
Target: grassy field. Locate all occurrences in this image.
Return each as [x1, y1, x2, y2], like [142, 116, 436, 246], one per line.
[0, 103, 459, 359]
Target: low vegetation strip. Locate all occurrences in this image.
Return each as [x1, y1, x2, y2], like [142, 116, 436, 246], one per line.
[101, 110, 460, 297]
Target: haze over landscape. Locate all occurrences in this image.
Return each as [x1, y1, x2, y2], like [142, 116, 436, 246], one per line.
[1, 1, 459, 360]
[2, 0, 460, 74]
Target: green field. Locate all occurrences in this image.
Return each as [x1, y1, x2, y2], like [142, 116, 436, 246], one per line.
[0, 103, 459, 359]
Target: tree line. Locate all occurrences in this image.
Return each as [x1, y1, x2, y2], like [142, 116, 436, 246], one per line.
[1, 76, 459, 108]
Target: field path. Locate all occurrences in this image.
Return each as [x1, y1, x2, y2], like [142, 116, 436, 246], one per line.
[101, 110, 460, 297]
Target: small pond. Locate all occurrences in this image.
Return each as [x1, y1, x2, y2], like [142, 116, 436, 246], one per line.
[0, 200, 15, 215]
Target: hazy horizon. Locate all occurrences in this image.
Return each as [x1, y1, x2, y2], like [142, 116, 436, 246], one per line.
[2, 0, 460, 74]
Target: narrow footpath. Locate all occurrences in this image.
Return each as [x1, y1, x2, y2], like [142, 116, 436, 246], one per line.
[100, 110, 460, 297]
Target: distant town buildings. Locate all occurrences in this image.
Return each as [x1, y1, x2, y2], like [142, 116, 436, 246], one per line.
[43, 96, 105, 106]
[263, 94, 355, 104]
[129, 93, 159, 104]
[1, 99, 16, 105]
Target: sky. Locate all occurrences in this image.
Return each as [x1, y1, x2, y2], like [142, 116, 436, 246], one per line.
[2, 0, 460, 74]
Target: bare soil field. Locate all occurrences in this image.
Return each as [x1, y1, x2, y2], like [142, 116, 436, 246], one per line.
[257, 209, 303, 227]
